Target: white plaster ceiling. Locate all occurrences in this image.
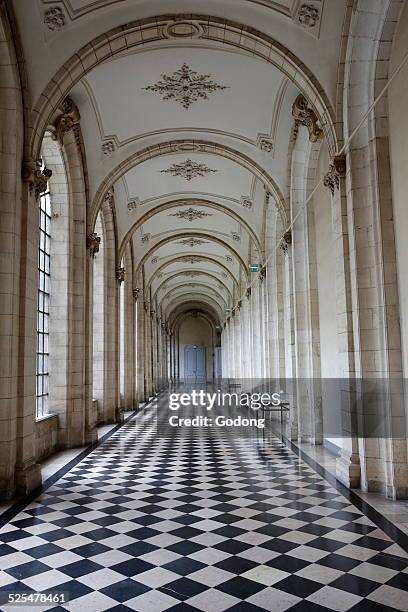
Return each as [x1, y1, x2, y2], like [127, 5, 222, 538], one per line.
[9, 0, 348, 321]
[84, 48, 284, 145]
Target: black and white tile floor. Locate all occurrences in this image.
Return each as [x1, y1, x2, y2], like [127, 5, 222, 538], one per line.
[1, 398, 408, 611]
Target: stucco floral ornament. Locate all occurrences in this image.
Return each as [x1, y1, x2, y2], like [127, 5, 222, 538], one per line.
[161, 159, 217, 181]
[44, 7, 66, 31]
[143, 63, 228, 109]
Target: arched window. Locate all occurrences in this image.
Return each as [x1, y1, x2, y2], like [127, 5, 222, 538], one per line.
[36, 161, 52, 418]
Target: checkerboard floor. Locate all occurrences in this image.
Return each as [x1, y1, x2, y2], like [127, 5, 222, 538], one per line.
[1, 398, 408, 611]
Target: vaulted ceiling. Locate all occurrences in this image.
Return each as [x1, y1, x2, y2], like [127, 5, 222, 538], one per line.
[12, 0, 347, 323]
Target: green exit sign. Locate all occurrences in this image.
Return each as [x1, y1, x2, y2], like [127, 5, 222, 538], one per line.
[250, 265, 260, 273]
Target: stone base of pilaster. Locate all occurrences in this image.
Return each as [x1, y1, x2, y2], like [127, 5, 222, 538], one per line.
[85, 427, 98, 445]
[0, 478, 16, 501]
[386, 484, 408, 500]
[285, 419, 298, 441]
[336, 449, 360, 488]
[15, 462, 42, 496]
[115, 407, 124, 424]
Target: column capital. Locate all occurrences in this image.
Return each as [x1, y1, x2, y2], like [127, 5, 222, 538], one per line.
[279, 229, 292, 254]
[104, 188, 114, 210]
[133, 287, 142, 301]
[245, 286, 251, 299]
[22, 160, 52, 199]
[259, 266, 266, 283]
[323, 155, 346, 195]
[237, 299, 242, 310]
[87, 232, 101, 258]
[116, 267, 125, 284]
[292, 94, 323, 143]
[52, 97, 81, 145]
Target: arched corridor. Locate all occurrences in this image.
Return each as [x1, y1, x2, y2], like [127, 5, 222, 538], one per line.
[1, 1, 408, 609]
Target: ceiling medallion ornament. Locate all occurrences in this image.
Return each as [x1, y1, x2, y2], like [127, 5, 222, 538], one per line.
[178, 255, 202, 264]
[240, 196, 253, 209]
[151, 257, 159, 264]
[169, 207, 213, 222]
[141, 233, 151, 244]
[231, 232, 240, 242]
[161, 159, 217, 181]
[177, 237, 208, 247]
[102, 141, 115, 156]
[44, 7, 65, 31]
[296, 3, 321, 29]
[256, 133, 274, 154]
[164, 20, 203, 39]
[127, 197, 141, 211]
[143, 63, 228, 110]
[225, 255, 233, 263]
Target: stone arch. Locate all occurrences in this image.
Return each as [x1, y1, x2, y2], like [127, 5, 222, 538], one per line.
[28, 14, 338, 165]
[153, 271, 232, 302]
[147, 256, 239, 291]
[91, 140, 288, 229]
[138, 233, 248, 283]
[119, 197, 263, 258]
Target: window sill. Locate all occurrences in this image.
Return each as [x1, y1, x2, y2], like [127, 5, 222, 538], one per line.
[35, 413, 58, 424]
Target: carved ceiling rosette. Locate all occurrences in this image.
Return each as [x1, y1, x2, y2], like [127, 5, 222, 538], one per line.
[161, 159, 217, 181]
[176, 237, 208, 247]
[43, 7, 65, 31]
[143, 63, 228, 110]
[177, 255, 202, 265]
[169, 207, 213, 222]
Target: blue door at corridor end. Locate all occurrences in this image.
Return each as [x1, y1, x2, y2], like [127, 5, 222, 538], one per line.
[184, 346, 206, 383]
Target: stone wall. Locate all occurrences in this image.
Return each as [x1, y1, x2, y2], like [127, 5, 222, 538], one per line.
[35, 415, 59, 462]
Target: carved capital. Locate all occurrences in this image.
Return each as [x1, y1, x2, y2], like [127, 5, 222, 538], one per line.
[116, 267, 125, 284]
[245, 286, 252, 300]
[323, 155, 346, 195]
[237, 299, 242, 310]
[144, 300, 150, 312]
[53, 97, 80, 145]
[87, 232, 100, 258]
[280, 229, 292, 254]
[22, 160, 52, 200]
[292, 94, 323, 143]
[104, 188, 114, 210]
[259, 266, 266, 283]
[133, 287, 141, 302]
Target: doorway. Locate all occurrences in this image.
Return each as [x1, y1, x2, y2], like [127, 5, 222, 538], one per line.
[184, 345, 206, 383]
